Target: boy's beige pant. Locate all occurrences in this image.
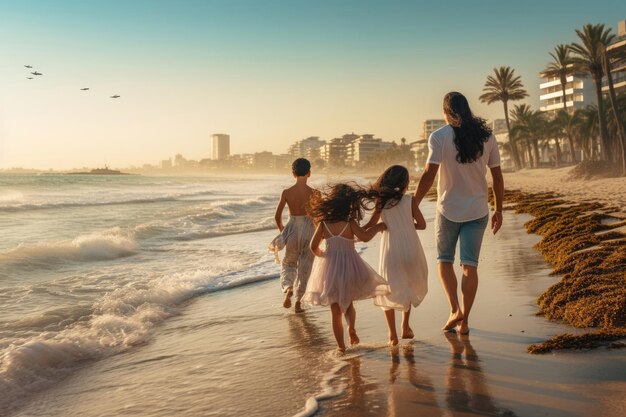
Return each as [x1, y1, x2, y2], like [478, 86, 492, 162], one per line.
[280, 216, 315, 300]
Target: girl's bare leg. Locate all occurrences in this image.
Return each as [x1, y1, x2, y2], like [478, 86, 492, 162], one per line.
[384, 309, 398, 346]
[401, 308, 414, 339]
[331, 303, 346, 352]
[345, 302, 360, 345]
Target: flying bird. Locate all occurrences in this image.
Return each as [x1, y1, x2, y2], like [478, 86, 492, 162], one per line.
[24, 65, 32, 68]
[80, 88, 90, 91]
[31, 71, 42, 76]
[110, 95, 120, 98]
[26, 77, 33, 79]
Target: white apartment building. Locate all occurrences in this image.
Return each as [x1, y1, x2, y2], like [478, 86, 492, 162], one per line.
[604, 20, 626, 95]
[538, 74, 595, 115]
[422, 119, 446, 140]
[211, 134, 230, 160]
[320, 138, 349, 167]
[343, 134, 388, 166]
[288, 136, 326, 160]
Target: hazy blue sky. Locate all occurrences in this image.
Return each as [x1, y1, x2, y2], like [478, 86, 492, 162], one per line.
[1, 0, 624, 169]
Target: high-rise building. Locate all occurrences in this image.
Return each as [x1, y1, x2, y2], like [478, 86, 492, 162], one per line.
[422, 119, 446, 140]
[211, 134, 230, 160]
[538, 72, 595, 116]
[603, 20, 626, 95]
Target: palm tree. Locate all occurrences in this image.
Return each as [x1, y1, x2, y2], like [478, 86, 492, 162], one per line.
[573, 106, 600, 160]
[570, 24, 615, 161]
[480, 66, 528, 169]
[546, 116, 564, 167]
[541, 44, 577, 163]
[553, 110, 577, 164]
[510, 104, 546, 168]
[600, 44, 626, 176]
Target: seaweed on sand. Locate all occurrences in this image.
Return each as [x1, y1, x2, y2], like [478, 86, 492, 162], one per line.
[528, 330, 626, 354]
[496, 189, 626, 353]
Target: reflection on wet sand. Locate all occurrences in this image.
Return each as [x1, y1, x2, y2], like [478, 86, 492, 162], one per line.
[286, 313, 329, 352]
[387, 347, 441, 417]
[444, 333, 516, 417]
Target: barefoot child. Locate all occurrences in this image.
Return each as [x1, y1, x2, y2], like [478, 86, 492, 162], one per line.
[302, 183, 389, 352]
[272, 158, 315, 313]
[364, 165, 428, 346]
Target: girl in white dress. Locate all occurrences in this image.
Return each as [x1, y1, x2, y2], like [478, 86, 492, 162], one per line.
[364, 165, 428, 346]
[302, 183, 389, 352]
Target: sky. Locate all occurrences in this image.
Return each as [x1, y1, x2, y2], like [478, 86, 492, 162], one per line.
[0, 0, 624, 169]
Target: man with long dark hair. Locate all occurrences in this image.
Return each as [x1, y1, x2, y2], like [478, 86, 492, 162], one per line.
[414, 92, 504, 335]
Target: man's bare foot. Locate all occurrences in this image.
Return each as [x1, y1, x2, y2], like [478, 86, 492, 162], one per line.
[294, 301, 304, 313]
[442, 313, 463, 332]
[283, 289, 293, 309]
[401, 326, 414, 339]
[348, 328, 360, 345]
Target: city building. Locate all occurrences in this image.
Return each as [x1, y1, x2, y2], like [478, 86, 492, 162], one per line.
[538, 72, 596, 115]
[288, 136, 326, 160]
[422, 119, 446, 140]
[211, 134, 230, 160]
[253, 151, 274, 169]
[272, 154, 292, 170]
[491, 119, 508, 135]
[348, 134, 385, 165]
[160, 158, 172, 169]
[320, 138, 348, 167]
[604, 20, 626, 95]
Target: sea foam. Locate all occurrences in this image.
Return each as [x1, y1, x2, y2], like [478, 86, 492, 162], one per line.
[0, 229, 139, 269]
[0, 258, 278, 414]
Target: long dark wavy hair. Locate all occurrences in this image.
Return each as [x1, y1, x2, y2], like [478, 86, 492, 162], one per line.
[370, 165, 409, 211]
[443, 92, 492, 164]
[307, 183, 369, 224]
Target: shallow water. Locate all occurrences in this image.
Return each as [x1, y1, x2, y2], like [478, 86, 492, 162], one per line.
[2, 175, 624, 416]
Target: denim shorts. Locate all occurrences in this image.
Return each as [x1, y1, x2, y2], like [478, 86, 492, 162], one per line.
[435, 212, 489, 267]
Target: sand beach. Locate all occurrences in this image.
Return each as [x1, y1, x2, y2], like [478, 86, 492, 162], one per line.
[503, 167, 626, 213]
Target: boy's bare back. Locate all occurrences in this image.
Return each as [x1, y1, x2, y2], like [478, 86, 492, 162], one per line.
[283, 183, 313, 216]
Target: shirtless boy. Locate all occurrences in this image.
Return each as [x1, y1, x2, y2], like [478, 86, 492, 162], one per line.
[274, 158, 315, 313]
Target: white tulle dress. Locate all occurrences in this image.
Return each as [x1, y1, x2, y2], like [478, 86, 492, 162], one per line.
[302, 222, 389, 312]
[375, 194, 428, 311]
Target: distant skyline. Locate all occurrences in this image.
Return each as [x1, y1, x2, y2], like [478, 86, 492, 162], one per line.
[1, 0, 624, 169]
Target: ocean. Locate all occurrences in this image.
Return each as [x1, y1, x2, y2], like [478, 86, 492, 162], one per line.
[0, 174, 327, 415]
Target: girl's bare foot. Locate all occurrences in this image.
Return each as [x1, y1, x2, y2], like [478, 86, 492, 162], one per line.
[442, 313, 463, 332]
[389, 334, 399, 346]
[336, 347, 346, 355]
[348, 328, 360, 345]
[458, 321, 470, 335]
[401, 326, 414, 339]
[283, 289, 293, 308]
[294, 301, 304, 313]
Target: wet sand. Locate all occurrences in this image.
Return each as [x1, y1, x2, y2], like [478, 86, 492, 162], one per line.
[12, 204, 626, 417]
